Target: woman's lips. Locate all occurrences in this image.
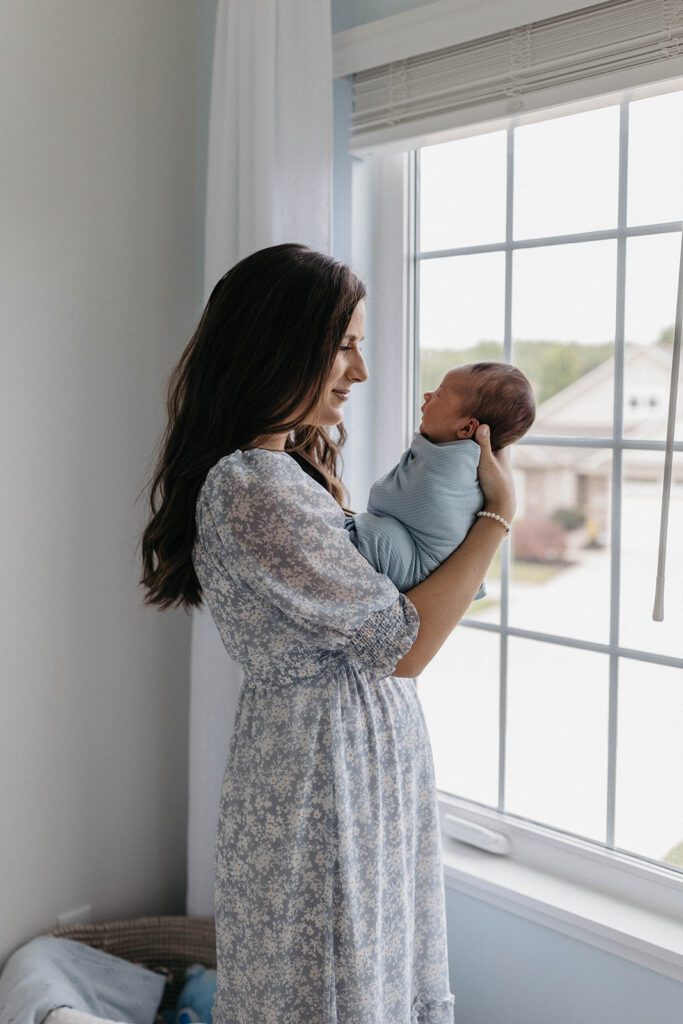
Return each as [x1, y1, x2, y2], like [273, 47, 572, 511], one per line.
[332, 389, 349, 401]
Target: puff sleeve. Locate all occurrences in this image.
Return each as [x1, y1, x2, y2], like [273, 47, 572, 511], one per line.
[198, 452, 420, 680]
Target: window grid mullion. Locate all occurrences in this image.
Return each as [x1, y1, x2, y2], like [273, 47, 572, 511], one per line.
[416, 219, 683, 261]
[606, 100, 630, 848]
[408, 150, 420, 449]
[457, 618, 683, 671]
[498, 125, 515, 813]
[517, 436, 683, 451]
[412, 151, 422, 440]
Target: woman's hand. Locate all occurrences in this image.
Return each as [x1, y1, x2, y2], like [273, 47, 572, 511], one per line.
[474, 423, 516, 524]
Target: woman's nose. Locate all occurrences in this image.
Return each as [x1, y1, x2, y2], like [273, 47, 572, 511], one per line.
[350, 351, 369, 383]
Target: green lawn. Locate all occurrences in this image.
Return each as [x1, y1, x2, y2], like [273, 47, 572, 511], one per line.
[467, 555, 569, 614]
[467, 597, 499, 616]
[664, 840, 683, 869]
[485, 550, 569, 584]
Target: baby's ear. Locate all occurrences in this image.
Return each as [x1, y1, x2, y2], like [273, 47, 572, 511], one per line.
[459, 417, 479, 438]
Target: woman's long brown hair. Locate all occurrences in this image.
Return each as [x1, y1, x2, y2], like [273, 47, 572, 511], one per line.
[138, 243, 366, 611]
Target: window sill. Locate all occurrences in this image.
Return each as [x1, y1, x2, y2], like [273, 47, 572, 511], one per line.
[441, 835, 683, 984]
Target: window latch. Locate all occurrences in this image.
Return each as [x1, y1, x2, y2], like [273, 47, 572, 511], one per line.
[443, 814, 511, 855]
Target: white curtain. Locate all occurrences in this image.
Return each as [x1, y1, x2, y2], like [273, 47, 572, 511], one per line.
[187, 0, 333, 916]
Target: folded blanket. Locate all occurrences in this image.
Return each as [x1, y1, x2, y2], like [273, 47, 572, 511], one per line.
[45, 1009, 130, 1024]
[345, 432, 487, 595]
[0, 935, 166, 1024]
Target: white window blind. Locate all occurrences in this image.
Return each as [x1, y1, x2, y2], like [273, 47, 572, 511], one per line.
[350, 0, 683, 154]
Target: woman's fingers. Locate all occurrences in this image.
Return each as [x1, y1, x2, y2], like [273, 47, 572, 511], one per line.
[474, 423, 516, 521]
[474, 422, 492, 452]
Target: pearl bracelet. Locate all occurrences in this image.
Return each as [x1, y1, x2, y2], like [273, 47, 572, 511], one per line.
[476, 510, 511, 534]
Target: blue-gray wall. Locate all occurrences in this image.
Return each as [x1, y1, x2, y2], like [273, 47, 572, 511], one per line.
[332, 0, 437, 33]
[447, 890, 683, 1024]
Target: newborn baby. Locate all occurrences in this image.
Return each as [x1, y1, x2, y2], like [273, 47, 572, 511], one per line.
[343, 361, 536, 596]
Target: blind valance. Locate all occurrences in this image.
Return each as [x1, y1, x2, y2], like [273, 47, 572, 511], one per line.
[350, 0, 683, 153]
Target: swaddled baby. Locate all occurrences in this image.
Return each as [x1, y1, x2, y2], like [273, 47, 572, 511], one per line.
[343, 361, 536, 597]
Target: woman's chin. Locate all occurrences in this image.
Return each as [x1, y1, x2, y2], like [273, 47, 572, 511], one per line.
[320, 407, 345, 426]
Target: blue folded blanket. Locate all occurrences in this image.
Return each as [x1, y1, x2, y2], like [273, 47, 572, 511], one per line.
[0, 935, 166, 1024]
[344, 432, 487, 596]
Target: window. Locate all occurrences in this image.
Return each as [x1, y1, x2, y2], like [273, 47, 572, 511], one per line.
[413, 92, 683, 878]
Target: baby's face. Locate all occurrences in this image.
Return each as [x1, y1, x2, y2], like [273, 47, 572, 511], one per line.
[419, 366, 479, 444]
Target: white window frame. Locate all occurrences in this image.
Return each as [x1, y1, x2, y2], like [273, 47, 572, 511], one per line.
[350, 85, 683, 981]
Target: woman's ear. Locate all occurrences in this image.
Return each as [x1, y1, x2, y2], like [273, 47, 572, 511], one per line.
[458, 417, 479, 439]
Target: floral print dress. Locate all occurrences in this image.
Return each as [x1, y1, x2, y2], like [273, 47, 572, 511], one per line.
[192, 447, 455, 1024]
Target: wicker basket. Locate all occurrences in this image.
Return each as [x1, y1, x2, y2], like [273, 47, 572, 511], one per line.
[49, 915, 216, 1022]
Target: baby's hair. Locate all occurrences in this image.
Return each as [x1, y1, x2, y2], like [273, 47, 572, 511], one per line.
[462, 361, 536, 450]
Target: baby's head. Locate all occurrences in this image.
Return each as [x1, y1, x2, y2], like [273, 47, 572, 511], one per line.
[420, 361, 535, 450]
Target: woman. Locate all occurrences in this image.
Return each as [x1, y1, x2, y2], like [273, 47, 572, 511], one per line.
[140, 243, 515, 1024]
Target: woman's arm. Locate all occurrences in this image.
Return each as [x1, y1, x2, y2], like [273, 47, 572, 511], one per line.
[393, 424, 515, 678]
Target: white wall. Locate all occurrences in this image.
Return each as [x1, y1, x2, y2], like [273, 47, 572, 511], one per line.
[0, 0, 215, 965]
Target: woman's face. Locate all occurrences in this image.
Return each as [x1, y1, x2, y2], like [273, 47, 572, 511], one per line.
[310, 299, 368, 426]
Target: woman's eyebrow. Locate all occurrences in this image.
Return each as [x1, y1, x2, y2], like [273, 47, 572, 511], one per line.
[344, 333, 365, 341]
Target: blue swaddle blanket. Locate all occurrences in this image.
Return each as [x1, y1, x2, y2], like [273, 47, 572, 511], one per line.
[344, 431, 487, 597]
[0, 935, 166, 1024]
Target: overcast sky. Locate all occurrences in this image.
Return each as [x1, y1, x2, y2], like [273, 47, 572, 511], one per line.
[418, 90, 683, 351]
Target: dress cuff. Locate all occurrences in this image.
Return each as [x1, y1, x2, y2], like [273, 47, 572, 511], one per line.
[347, 592, 420, 679]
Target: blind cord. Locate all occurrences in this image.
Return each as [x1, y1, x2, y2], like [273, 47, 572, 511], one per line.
[652, 226, 683, 621]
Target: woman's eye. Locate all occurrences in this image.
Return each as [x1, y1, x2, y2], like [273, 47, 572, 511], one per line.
[340, 345, 352, 351]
